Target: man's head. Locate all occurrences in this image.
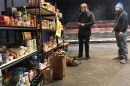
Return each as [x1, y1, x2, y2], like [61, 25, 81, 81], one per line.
[80, 3, 88, 13]
[115, 2, 123, 15]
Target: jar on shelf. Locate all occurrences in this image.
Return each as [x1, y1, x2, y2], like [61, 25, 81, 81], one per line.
[2, 51, 8, 63]
[9, 16, 14, 26]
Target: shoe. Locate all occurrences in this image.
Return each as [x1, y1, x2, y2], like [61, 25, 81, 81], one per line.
[120, 59, 127, 64]
[76, 57, 82, 60]
[114, 56, 122, 60]
[86, 57, 90, 60]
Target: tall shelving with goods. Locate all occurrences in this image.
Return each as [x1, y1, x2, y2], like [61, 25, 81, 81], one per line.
[26, 0, 66, 61]
[0, 0, 42, 85]
[0, 0, 69, 85]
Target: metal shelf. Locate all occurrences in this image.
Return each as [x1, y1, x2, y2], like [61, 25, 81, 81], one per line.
[26, 6, 62, 20]
[42, 16, 62, 21]
[26, 6, 55, 16]
[0, 26, 37, 31]
[42, 29, 56, 32]
[0, 51, 38, 71]
[42, 16, 56, 20]
[58, 42, 69, 47]
[43, 46, 57, 55]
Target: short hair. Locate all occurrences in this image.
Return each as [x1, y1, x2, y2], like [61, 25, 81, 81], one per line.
[80, 3, 88, 8]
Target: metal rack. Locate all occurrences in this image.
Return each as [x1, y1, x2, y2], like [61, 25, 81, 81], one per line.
[0, 1, 39, 71]
[0, 26, 37, 31]
[0, 0, 66, 85]
[0, 51, 38, 71]
[26, 0, 65, 60]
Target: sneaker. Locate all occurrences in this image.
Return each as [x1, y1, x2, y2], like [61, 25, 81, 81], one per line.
[120, 59, 127, 64]
[76, 57, 82, 60]
[85, 57, 91, 60]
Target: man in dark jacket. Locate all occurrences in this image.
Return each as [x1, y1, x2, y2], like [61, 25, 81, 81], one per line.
[114, 2, 128, 64]
[77, 3, 95, 60]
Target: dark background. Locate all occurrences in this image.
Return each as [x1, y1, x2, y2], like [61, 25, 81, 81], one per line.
[0, 0, 130, 24]
[47, 0, 130, 25]
[0, 0, 129, 42]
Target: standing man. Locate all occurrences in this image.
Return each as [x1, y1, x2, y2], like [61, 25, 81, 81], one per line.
[77, 3, 95, 60]
[114, 2, 128, 64]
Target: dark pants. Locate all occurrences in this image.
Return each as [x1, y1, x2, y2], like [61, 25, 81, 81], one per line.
[115, 32, 128, 60]
[78, 34, 90, 58]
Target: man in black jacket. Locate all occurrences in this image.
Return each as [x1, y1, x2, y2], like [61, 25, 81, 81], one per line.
[114, 2, 128, 64]
[77, 3, 95, 60]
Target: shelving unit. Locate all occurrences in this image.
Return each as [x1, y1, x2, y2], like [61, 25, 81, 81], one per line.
[26, 0, 65, 61]
[0, 0, 66, 85]
[43, 46, 57, 55]
[41, 29, 56, 32]
[0, 1, 40, 86]
[0, 50, 38, 71]
[0, 26, 37, 31]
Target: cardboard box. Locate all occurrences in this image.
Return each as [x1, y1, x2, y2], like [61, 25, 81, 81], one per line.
[49, 53, 67, 80]
[43, 68, 53, 85]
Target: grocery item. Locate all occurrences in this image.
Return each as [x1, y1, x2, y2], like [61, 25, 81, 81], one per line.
[0, 16, 10, 26]
[0, 48, 2, 65]
[29, 70, 34, 81]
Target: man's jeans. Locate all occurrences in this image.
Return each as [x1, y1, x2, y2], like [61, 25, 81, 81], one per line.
[115, 32, 128, 59]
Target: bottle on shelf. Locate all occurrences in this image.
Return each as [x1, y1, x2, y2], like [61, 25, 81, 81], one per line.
[0, 69, 2, 86]
[0, 48, 3, 65]
[29, 70, 34, 81]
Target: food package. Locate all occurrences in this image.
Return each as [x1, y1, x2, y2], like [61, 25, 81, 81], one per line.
[4, 7, 17, 16]
[42, 2, 50, 9]
[25, 39, 36, 52]
[56, 17, 63, 37]
[22, 32, 32, 40]
[0, 16, 10, 26]
[28, 0, 44, 7]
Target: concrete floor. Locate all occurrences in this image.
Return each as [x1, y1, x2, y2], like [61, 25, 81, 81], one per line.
[46, 43, 130, 86]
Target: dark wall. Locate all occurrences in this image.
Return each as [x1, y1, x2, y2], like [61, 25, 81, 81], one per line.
[0, 0, 130, 24]
[0, 0, 28, 42]
[56, 0, 130, 25]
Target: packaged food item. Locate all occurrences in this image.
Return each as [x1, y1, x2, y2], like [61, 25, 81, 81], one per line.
[28, 0, 44, 7]
[2, 52, 8, 63]
[9, 16, 15, 26]
[3, 71, 12, 86]
[29, 70, 34, 81]
[0, 70, 2, 86]
[0, 49, 3, 65]
[0, 16, 10, 26]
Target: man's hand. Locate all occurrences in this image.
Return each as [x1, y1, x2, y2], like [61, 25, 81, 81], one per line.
[77, 22, 85, 27]
[112, 28, 114, 32]
[119, 32, 123, 38]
